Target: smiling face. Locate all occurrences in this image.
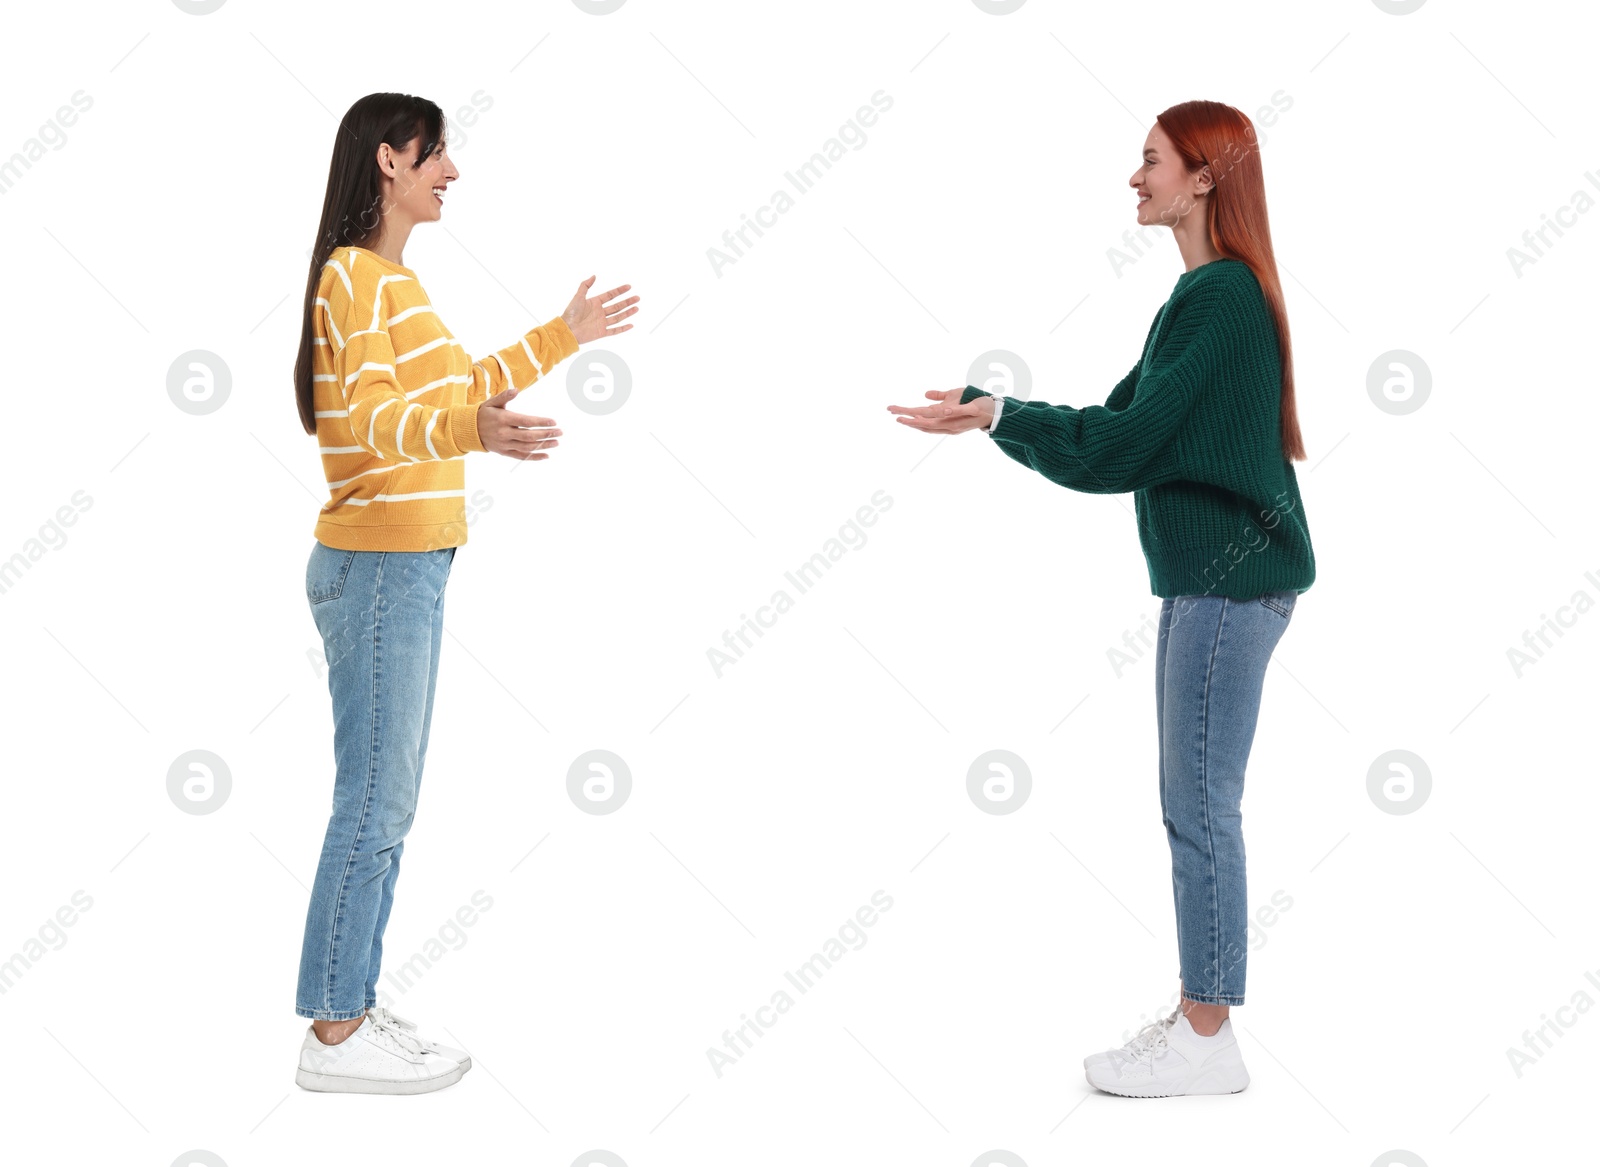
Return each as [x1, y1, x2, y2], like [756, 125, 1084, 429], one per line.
[376, 129, 457, 230]
[1130, 123, 1211, 228]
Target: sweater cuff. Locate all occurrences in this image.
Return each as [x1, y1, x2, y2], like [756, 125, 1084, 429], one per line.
[448, 402, 487, 454]
[543, 315, 581, 365]
[960, 385, 1002, 434]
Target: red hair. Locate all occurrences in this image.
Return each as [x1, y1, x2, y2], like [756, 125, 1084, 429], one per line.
[1155, 100, 1306, 462]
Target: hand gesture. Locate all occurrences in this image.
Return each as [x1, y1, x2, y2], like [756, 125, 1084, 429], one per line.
[887, 388, 995, 435]
[562, 276, 640, 344]
[475, 387, 562, 462]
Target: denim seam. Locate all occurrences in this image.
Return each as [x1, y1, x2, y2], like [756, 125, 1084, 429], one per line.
[313, 550, 389, 1018]
[1155, 600, 1169, 828]
[297, 1005, 368, 1021]
[1184, 990, 1245, 1007]
[1156, 600, 1180, 983]
[1196, 597, 1228, 1003]
[309, 547, 356, 605]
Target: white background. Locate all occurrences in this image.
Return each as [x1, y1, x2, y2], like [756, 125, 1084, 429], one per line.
[1, 0, 1595, 1164]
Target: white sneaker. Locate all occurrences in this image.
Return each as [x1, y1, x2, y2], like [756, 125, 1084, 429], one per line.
[1084, 1008, 1250, 1097]
[295, 1015, 464, 1095]
[369, 1006, 471, 1071]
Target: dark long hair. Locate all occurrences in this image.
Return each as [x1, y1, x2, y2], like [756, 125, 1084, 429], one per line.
[294, 93, 446, 435]
[1155, 100, 1305, 462]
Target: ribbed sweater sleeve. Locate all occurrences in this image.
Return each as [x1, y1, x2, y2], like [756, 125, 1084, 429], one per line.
[324, 258, 487, 460]
[960, 269, 1245, 495]
[1100, 357, 1143, 412]
[983, 355, 1144, 470]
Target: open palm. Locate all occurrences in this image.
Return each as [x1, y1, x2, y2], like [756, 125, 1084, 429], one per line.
[887, 388, 994, 434]
[561, 276, 640, 344]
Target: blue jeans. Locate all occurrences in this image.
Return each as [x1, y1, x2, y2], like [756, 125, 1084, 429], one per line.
[1154, 589, 1297, 1007]
[296, 540, 456, 1020]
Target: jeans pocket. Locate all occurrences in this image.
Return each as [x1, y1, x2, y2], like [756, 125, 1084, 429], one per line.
[307, 543, 356, 605]
[1258, 590, 1295, 619]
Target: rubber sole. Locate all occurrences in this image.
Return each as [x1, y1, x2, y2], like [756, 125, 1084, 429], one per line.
[1086, 1064, 1250, 1097]
[295, 1061, 465, 1095]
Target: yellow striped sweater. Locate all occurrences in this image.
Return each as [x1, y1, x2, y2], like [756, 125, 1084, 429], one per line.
[310, 245, 579, 551]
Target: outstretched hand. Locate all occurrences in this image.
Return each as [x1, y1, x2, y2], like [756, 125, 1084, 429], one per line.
[562, 276, 640, 344]
[475, 387, 562, 462]
[887, 388, 996, 435]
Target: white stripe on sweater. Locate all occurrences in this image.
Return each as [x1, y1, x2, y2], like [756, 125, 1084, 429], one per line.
[344, 362, 394, 388]
[387, 304, 435, 326]
[395, 403, 424, 461]
[366, 398, 396, 454]
[424, 410, 443, 460]
[520, 336, 545, 376]
[408, 373, 472, 398]
[323, 488, 466, 510]
[395, 336, 455, 364]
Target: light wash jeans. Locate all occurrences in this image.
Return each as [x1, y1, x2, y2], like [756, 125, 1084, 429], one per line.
[1154, 589, 1297, 1006]
[296, 540, 456, 1020]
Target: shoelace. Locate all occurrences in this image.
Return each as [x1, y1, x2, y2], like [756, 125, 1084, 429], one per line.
[369, 1007, 447, 1054]
[364, 1010, 428, 1060]
[1119, 1007, 1179, 1065]
[369, 1006, 416, 1031]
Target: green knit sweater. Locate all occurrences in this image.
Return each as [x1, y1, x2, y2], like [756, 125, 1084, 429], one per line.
[960, 258, 1315, 599]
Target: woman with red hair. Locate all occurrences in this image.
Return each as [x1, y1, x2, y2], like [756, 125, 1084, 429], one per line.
[890, 99, 1316, 1098]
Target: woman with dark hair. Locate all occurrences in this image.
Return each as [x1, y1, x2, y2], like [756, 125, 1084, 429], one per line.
[889, 100, 1315, 1098]
[291, 92, 639, 1094]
